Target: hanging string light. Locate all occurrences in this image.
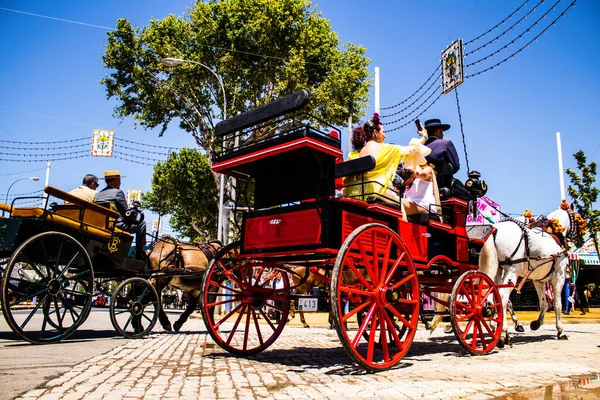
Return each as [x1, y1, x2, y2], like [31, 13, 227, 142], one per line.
[380, 74, 441, 119]
[386, 90, 443, 133]
[0, 137, 88, 144]
[464, 0, 531, 46]
[114, 137, 181, 151]
[465, 0, 563, 68]
[464, 0, 546, 57]
[466, 1, 576, 79]
[380, 64, 441, 111]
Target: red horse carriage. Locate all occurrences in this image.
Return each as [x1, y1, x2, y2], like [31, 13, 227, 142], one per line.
[200, 91, 503, 371]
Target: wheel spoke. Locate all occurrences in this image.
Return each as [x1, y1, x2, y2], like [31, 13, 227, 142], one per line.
[379, 237, 393, 285]
[18, 294, 49, 330]
[225, 305, 247, 346]
[340, 300, 371, 324]
[213, 303, 244, 329]
[344, 258, 373, 291]
[379, 309, 390, 363]
[8, 287, 47, 306]
[251, 310, 264, 346]
[356, 239, 377, 285]
[366, 309, 379, 363]
[351, 303, 376, 349]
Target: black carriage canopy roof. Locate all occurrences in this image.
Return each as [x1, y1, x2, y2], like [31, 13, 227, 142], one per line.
[214, 90, 310, 137]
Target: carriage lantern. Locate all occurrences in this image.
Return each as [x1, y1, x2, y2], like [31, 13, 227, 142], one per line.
[465, 170, 487, 198]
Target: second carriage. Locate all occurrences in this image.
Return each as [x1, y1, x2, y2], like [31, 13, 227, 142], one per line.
[0, 186, 167, 344]
[200, 90, 504, 371]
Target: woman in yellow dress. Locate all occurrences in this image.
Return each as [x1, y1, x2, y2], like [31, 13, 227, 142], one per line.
[344, 113, 431, 207]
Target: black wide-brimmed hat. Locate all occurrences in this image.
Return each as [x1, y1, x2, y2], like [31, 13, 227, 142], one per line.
[424, 119, 451, 131]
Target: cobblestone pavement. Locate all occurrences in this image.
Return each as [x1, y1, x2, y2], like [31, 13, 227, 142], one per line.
[14, 319, 600, 400]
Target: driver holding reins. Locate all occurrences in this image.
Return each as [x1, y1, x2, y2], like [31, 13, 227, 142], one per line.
[95, 170, 147, 260]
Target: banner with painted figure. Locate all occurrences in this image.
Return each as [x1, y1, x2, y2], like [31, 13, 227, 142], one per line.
[467, 196, 501, 225]
[126, 189, 143, 205]
[441, 39, 464, 94]
[91, 129, 115, 157]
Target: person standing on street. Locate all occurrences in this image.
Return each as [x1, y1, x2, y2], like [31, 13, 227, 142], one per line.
[582, 284, 594, 314]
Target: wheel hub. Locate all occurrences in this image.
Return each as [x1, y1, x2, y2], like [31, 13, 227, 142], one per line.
[480, 304, 494, 318]
[377, 286, 399, 308]
[47, 279, 61, 296]
[245, 291, 266, 310]
[131, 301, 144, 316]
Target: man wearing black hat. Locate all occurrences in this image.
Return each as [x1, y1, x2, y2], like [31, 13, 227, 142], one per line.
[422, 119, 461, 192]
[423, 119, 460, 174]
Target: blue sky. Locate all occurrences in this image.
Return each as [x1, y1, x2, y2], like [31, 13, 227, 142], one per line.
[1, 0, 599, 221]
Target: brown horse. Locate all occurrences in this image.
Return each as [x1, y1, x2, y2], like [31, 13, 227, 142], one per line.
[148, 236, 221, 332]
[289, 267, 330, 328]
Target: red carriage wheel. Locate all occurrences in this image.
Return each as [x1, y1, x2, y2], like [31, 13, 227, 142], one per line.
[200, 241, 290, 355]
[450, 270, 503, 355]
[331, 223, 420, 371]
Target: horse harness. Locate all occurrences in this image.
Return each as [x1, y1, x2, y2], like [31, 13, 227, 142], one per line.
[498, 217, 568, 293]
[158, 236, 221, 270]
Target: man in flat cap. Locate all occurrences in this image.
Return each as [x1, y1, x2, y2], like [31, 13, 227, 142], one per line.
[95, 170, 147, 260]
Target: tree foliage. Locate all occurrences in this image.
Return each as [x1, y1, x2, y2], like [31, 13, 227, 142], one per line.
[101, 0, 371, 161]
[143, 148, 217, 241]
[566, 150, 600, 252]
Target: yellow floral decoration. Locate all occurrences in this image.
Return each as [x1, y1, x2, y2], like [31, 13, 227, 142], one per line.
[549, 218, 565, 234]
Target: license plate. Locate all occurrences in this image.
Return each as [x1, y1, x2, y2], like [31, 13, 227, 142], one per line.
[297, 297, 318, 312]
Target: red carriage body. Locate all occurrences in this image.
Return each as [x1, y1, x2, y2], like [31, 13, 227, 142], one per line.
[201, 91, 502, 371]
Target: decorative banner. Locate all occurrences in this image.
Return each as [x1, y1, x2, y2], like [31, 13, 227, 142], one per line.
[126, 189, 143, 205]
[441, 39, 464, 94]
[91, 129, 115, 157]
[151, 219, 160, 234]
[467, 196, 501, 225]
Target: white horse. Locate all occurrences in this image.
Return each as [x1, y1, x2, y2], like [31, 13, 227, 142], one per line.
[479, 206, 584, 347]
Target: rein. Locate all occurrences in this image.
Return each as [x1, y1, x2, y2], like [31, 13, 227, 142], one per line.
[155, 236, 222, 270]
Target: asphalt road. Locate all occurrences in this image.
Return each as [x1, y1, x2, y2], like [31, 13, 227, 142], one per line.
[0, 307, 181, 400]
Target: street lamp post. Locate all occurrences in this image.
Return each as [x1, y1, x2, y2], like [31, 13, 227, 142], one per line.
[162, 58, 228, 244]
[4, 176, 40, 216]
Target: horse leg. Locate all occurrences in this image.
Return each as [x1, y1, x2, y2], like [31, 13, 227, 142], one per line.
[174, 290, 200, 332]
[530, 280, 548, 332]
[299, 311, 310, 328]
[552, 274, 568, 340]
[154, 280, 172, 331]
[507, 300, 525, 333]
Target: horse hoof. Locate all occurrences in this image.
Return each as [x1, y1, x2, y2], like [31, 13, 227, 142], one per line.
[443, 325, 453, 334]
[515, 324, 525, 333]
[558, 334, 568, 341]
[162, 324, 172, 332]
[303, 325, 310, 329]
[497, 339, 505, 349]
[174, 321, 183, 332]
[530, 320, 541, 331]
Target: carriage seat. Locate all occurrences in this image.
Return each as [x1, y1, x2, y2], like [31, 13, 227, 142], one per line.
[432, 161, 470, 201]
[16, 186, 132, 241]
[336, 155, 401, 205]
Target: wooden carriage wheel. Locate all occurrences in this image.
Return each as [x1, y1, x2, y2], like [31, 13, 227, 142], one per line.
[450, 270, 503, 354]
[109, 277, 159, 339]
[200, 241, 290, 355]
[0, 231, 94, 344]
[331, 223, 420, 371]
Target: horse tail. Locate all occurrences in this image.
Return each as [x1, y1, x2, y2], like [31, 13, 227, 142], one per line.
[479, 235, 500, 283]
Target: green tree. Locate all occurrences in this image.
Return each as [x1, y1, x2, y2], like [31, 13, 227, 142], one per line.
[566, 150, 600, 253]
[101, 0, 371, 161]
[143, 148, 217, 241]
